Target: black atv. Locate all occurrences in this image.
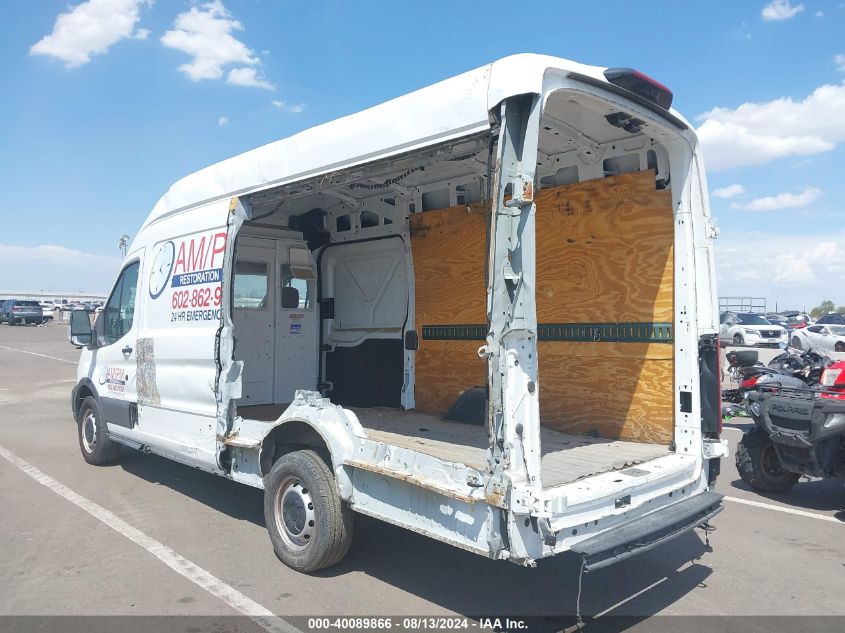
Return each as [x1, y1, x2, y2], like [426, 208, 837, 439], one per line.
[735, 361, 845, 493]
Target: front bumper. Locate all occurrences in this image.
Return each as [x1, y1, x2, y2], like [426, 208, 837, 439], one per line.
[748, 389, 845, 448]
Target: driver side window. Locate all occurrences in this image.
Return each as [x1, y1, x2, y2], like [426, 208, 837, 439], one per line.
[101, 261, 140, 345]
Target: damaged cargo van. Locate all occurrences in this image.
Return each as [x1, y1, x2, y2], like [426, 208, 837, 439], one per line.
[70, 54, 728, 573]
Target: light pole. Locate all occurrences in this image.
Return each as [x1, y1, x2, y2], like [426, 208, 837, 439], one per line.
[118, 234, 130, 258]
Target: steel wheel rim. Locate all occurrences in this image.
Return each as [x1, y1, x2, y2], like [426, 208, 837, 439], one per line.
[274, 476, 316, 551]
[81, 410, 97, 453]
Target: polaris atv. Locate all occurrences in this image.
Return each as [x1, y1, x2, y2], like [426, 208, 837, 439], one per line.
[736, 360, 845, 493]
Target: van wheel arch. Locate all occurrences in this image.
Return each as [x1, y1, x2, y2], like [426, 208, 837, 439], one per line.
[260, 420, 335, 476]
[73, 380, 98, 422]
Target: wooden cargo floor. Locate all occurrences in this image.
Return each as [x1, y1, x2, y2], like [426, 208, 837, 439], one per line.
[354, 408, 669, 489]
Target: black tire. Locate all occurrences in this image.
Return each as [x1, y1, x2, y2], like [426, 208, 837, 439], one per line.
[76, 396, 121, 465]
[836, 342, 845, 353]
[736, 427, 799, 493]
[7, 318, 15, 326]
[791, 336, 802, 350]
[263, 449, 354, 573]
[733, 333, 744, 346]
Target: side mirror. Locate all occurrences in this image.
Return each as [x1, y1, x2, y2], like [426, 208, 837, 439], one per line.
[70, 309, 93, 348]
[404, 329, 419, 351]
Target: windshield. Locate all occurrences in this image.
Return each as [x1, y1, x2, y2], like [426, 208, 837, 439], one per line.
[830, 326, 845, 336]
[737, 313, 770, 325]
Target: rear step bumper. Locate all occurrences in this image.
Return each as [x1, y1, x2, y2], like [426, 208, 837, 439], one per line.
[571, 491, 723, 571]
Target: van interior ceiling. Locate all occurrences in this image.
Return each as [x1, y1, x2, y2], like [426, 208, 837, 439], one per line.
[232, 88, 677, 487]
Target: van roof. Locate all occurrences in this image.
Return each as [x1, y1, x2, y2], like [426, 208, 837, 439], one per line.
[142, 53, 692, 229]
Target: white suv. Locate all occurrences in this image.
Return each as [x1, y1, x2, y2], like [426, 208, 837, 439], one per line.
[720, 312, 787, 347]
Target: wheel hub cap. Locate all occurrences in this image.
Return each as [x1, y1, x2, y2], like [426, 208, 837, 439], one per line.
[82, 412, 97, 453]
[275, 478, 316, 550]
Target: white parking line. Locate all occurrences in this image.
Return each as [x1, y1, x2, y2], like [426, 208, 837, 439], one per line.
[725, 495, 843, 524]
[0, 443, 300, 633]
[0, 345, 77, 365]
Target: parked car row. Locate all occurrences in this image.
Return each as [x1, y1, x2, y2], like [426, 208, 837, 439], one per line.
[719, 312, 788, 347]
[720, 310, 845, 354]
[0, 299, 46, 325]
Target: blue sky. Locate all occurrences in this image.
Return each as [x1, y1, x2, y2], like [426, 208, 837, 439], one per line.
[1, 0, 843, 311]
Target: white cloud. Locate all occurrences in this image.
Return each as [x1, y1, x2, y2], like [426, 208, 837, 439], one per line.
[715, 232, 845, 307]
[0, 244, 121, 294]
[815, 11, 824, 17]
[730, 187, 821, 211]
[227, 67, 274, 90]
[712, 184, 746, 199]
[161, 0, 272, 88]
[761, 0, 804, 21]
[217, 116, 228, 126]
[836, 54, 845, 71]
[30, 0, 152, 68]
[272, 99, 306, 113]
[697, 81, 845, 170]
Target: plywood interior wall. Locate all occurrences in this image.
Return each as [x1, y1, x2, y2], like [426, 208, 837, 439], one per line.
[410, 201, 488, 414]
[410, 170, 675, 442]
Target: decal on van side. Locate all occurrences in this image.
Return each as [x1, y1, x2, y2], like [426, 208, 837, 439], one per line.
[105, 367, 126, 395]
[149, 230, 227, 326]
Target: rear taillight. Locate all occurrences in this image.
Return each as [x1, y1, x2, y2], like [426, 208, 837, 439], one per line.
[821, 367, 844, 387]
[604, 68, 673, 109]
[741, 374, 760, 389]
[821, 364, 845, 400]
[12, 307, 22, 312]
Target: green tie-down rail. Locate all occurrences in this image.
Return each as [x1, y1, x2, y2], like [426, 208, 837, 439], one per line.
[421, 322, 673, 344]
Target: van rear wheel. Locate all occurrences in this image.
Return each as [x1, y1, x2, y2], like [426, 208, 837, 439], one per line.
[77, 396, 122, 465]
[264, 449, 354, 573]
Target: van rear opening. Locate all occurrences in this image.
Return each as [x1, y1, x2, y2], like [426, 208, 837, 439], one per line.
[236, 89, 678, 492]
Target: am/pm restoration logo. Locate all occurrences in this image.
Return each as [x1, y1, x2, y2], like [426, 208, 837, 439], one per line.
[148, 230, 228, 325]
[148, 232, 227, 300]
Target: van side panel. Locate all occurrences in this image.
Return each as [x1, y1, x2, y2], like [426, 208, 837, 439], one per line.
[410, 171, 674, 442]
[122, 199, 231, 469]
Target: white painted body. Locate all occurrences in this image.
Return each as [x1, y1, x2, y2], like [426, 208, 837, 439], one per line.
[73, 54, 725, 565]
[791, 324, 845, 355]
[719, 311, 788, 347]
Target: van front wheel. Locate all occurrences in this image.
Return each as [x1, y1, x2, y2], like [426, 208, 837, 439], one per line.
[264, 449, 354, 573]
[77, 396, 122, 465]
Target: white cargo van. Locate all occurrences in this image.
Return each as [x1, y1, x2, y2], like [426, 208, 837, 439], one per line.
[70, 54, 727, 574]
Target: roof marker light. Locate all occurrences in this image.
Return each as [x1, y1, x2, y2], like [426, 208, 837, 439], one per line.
[604, 68, 673, 110]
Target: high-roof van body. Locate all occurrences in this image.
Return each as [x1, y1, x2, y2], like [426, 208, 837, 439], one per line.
[70, 54, 727, 572]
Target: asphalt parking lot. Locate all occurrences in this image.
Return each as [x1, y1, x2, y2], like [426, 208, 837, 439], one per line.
[1, 322, 844, 632]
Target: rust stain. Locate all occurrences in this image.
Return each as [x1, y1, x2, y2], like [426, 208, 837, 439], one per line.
[345, 459, 479, 504]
